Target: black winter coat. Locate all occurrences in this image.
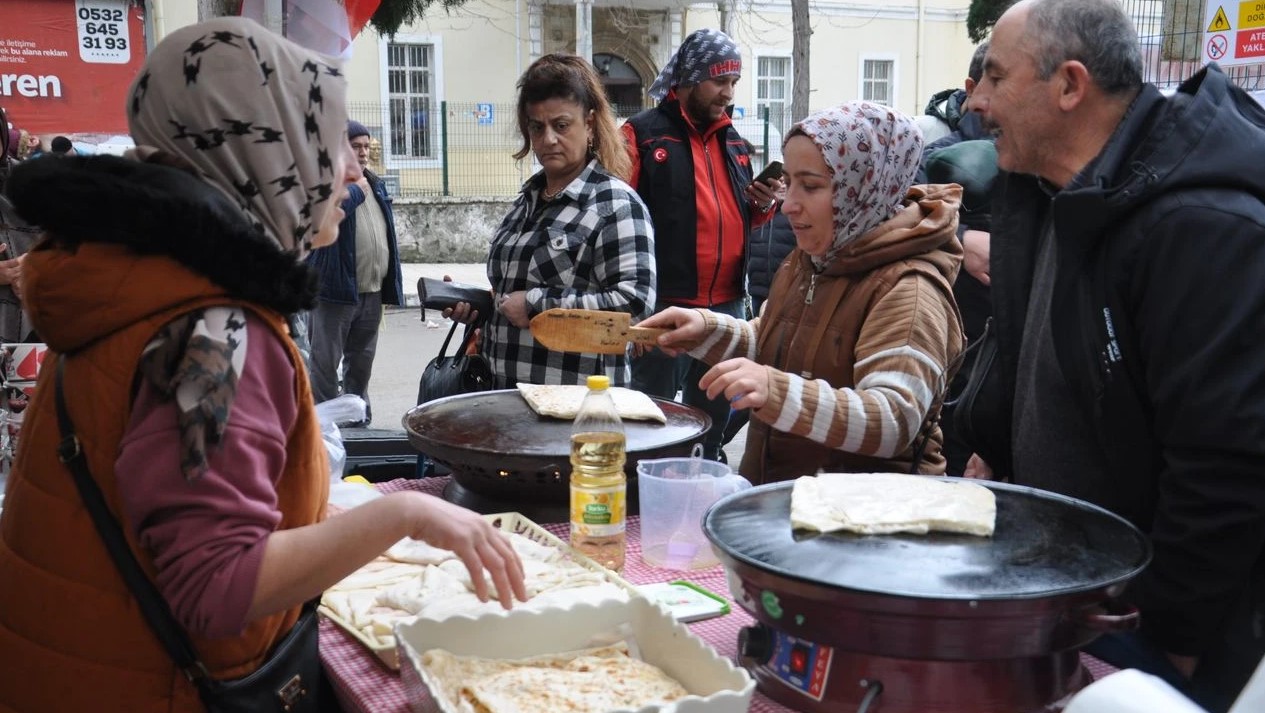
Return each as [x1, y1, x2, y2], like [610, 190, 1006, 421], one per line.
[965, 66, 1265, 682]
[746, 213, 796, 301]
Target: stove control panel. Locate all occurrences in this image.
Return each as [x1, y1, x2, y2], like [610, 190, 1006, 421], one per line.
[763, 628, 834, 701]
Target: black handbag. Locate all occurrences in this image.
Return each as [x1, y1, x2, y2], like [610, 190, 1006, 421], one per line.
[417, 318, 494, 404]
[53, 357, 323, 713]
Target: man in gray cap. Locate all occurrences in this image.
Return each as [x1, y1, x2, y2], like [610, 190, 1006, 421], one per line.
[622, 29, 781, 461]
[307, 120, 404, 426]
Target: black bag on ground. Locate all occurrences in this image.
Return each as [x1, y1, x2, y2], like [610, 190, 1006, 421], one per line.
[417, 319, 493, 404]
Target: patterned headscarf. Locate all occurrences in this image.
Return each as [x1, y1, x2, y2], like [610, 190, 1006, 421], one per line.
[791, 101, 924, 268]
[124, 18, 348, 481]
[127, 16, 348, 261]
[647, 29, 742, 102]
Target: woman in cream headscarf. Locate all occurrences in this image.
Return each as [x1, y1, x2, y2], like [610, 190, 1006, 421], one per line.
[0, 18, 524, 712]
[640, 101, 965, 485]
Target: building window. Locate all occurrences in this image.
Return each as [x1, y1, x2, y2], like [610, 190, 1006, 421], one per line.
[755, 55, 791, 134]
[861, 58, 895, 106]
[387, 42, 434, 159]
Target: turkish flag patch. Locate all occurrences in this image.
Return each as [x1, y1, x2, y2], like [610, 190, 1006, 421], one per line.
[652, 147, 669, 163]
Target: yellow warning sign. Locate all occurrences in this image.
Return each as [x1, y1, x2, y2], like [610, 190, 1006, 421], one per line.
[1209, 5, 1230, 31]
[1241, 1, 1265, 30]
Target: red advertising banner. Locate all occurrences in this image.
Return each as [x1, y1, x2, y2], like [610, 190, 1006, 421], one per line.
[0, 0, 147, 134]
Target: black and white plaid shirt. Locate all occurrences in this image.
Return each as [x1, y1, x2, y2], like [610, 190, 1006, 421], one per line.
[483, 160, 655, 386]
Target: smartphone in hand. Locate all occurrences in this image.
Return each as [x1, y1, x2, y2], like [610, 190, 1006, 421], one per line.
[753, 160, 784, 185]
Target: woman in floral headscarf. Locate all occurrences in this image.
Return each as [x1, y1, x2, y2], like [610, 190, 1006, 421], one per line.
[0, 18, 524, 712]
[640, 101, 965, 484]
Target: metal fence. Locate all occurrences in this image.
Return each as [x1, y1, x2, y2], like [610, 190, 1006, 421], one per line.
[346, 101, 786, 199]
[1123, 0, 1265, 90]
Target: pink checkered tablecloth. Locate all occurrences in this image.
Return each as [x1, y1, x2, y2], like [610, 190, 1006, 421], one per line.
[320, 476, 1118, 713]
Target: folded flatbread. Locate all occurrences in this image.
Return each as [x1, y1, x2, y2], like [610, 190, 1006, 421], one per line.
[322, 530, 630, 649]
[423, 644, 689, 713]
[791, 472, 997, 537]
[517, 383, 666, 423]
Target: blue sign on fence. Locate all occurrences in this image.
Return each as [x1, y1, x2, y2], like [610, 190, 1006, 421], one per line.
[475, 103, 494, 126]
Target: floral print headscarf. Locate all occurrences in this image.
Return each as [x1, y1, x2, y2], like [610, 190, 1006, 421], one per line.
[790, 101, 924, 269]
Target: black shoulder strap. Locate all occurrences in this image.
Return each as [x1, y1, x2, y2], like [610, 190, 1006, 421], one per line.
[54, 356, 214, 688]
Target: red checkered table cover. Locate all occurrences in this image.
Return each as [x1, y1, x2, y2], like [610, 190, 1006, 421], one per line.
[319, 476, 1118, 713]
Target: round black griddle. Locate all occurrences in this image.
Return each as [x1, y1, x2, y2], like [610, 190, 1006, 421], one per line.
[405, 389, 709, 520]
[704, 478, 1151, 601]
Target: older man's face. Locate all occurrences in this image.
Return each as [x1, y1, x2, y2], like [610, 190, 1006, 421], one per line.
[970, 3, 1060, 179]
[349, 135, 371, 170]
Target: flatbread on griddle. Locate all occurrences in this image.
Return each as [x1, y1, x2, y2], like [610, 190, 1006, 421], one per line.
[516, 384, 667, 423]
[791, 472, 997, 537]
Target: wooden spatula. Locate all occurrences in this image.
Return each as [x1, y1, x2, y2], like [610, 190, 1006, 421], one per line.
[529, 308, 667, 354]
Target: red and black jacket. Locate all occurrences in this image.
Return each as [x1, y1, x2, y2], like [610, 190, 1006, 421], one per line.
[623, 98, 764, 306]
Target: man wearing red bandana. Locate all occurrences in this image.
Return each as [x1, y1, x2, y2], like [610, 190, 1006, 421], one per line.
[622, 28, 780, 461]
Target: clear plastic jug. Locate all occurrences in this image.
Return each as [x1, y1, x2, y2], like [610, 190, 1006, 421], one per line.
[636, 456, 751, 570]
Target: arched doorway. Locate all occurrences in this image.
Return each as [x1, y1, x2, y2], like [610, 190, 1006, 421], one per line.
[593, 53, 643, 117]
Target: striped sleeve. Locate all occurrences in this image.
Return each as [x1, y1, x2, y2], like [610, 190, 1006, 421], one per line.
[755, 273, 960, 457]
[688, 310, 759, 363]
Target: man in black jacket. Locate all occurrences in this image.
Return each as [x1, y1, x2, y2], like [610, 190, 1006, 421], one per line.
[966, 0, 1265, 708]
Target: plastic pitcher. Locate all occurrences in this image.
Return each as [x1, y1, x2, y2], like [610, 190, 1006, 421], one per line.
[637, 457, 751, 570]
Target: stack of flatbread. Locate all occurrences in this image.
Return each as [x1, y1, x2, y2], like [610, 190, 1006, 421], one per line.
[790, 472, 997, 537]
[322, 531, 629, 649]
[422, 642, 689, 713]
[517, 383, 667, 424]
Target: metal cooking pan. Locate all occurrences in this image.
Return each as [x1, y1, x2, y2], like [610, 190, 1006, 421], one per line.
[404, 390, 709, 518]
[704, 478, 1151, 660]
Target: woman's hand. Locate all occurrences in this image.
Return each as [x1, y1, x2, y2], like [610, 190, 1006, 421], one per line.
[700, 358, 770, 410]
[439, 274, 482, 324]
[963, 453, 994, 480]
[962, 230, 991, 285]
[637, 307, 707, 356]
[443, 301, 479, 324]
[498, 290, 530, 329]
[402, 493, 528, 609]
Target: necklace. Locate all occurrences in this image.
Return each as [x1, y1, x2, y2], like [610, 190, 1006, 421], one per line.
[541, 185, 563, 201]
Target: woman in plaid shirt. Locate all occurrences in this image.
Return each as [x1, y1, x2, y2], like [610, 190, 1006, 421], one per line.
[454, 54, 655, 387]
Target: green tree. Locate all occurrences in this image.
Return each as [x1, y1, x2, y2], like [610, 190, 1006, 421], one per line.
[365, 0, 470, 37]
[966, 0, 1011, 43]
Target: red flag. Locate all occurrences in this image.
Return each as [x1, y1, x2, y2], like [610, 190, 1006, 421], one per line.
[241, 0, 366, 57]
[344, 0, 381, 37]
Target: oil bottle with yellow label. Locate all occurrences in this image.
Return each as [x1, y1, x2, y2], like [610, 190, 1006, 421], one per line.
[569, 375, 626, 572]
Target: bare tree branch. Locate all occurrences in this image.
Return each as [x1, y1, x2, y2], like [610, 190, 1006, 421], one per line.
[791, 0, 811, 123]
